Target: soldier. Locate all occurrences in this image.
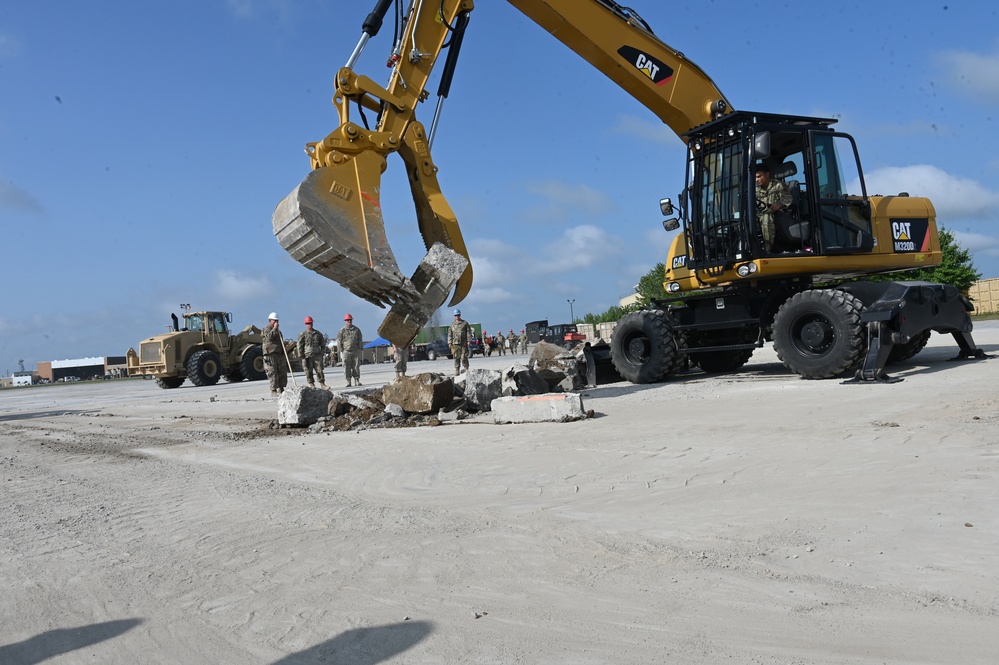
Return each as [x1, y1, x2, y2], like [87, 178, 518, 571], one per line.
[508, 329, 517, 354]
[519, 329, 529, 355]
[495, 330, 506, 356]
[297, 316, 327, 389]
[391, 343, 409, 380]
[447, 308, 473, 376]
[755, 163, 792, 253]
[261, 312, 288, 397]
[336, 313, 364, 387]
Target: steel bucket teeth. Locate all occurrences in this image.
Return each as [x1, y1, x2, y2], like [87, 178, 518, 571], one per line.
[273, 165, 407, 308]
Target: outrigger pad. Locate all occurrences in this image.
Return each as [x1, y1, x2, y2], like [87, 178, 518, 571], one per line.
[273, 167, 409, 309]
[378, 243, 469, 349]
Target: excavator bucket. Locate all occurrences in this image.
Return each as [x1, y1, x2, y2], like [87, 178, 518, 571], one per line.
[273, 152, 406, 309]
[273, 151, 469, 348]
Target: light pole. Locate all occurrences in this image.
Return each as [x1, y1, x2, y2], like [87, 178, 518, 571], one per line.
[567, 299, 575, 323]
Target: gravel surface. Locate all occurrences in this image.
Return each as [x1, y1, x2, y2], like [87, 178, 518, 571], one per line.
[3, 325, 999, 664]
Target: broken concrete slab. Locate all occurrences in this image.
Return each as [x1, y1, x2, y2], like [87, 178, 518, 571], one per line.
[381, 372, 454, 414]
[529, 341, 588, 390]
[278, 385, 333, 426]
[491, 393, 588, 424]
[459, 368, 504, 412]
[501, 364, 550, 396]
[378, 243, 469, 348]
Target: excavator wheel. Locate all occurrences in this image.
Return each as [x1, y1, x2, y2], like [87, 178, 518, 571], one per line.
[610, 310, 677, 383]
[155, 376, 185, 389]
[773, 289, 865, 379]
[887, 329, 932, 364]
[187, 350, 223, 387]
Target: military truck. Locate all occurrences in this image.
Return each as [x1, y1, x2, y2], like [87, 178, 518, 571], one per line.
[126, 311, 268, 389]
[411, 322, 483, 360]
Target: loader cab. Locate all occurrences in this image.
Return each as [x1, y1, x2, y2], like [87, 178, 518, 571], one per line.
[681, 111, 874, 272]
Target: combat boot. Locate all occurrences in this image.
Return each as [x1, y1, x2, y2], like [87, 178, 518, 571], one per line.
[319, 383, 328, 390]
[345, 379, 352, 387]
[307, 382, 315, 388]
[355, 380, 362, 386]
[270, 390, 279, 397]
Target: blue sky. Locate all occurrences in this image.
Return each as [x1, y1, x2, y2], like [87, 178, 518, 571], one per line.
[2, 0, 998, 373]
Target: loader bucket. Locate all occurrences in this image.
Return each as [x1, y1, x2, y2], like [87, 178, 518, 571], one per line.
[273, 153, 406, 308]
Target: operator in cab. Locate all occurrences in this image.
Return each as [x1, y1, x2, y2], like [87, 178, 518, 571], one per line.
[755, 163, 792, 253]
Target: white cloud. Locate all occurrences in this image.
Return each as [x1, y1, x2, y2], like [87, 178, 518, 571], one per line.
[214, 270, 275, 301]
[0, 180, 44, 215]
[521, 179, 615, 223]
[536, 224, 626, 273]
[862, 165, 999, 220]
[610, 114, 681, 146]
[937, 45, 999, 103]
[952, 231, 999, 258]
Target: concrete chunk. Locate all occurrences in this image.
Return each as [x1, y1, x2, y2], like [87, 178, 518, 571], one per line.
[460, 368, 504, 412]
[381, 373, 454, 414]
[491, 393, 587, 424]
[278, 386, 333, 426]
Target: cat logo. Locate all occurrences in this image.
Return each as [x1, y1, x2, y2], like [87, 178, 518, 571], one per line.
[617, 46, 674, 86]
[672, 255, 687, 270]
[891, 218, 928, 253]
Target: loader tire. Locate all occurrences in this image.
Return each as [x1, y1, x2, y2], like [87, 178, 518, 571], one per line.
[187, 350, 223, 387]
[887, 330, 931, 364]
[240, 346, 267, 381]
[155, 376, 184, 389]
[610, 310, 676, 384]
[695, 349, 754, 373]
[773, 289, 865, 379]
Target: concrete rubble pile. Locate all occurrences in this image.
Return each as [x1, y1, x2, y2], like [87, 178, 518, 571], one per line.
[276, 360, 591, 431]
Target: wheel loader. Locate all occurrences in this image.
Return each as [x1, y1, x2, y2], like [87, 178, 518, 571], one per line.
[272, 0, 986, 384]
[126, 311, 268, 389]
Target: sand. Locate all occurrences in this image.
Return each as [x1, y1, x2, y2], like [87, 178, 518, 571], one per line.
[2, 322, 998, 664]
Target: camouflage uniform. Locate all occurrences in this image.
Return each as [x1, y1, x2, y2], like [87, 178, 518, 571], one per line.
[392, 344, 408, 380]
[495, 332, 506, 356]
[297, 327, 327, 387]
[519, 332, 528, 355]
[261, 323, 288, 395]
[756, 178, 792, 252]
[448, 318, 473, 375]
[508, 330, 517, 354]
[336, 324, 364, 386]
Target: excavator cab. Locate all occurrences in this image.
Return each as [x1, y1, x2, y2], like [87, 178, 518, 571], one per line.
[662, 110, 945, 297]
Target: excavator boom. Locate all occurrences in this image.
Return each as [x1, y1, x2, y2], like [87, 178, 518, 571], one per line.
[273, 0, 730, 347]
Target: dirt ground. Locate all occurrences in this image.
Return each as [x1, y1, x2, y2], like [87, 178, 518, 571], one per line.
[3, 323, 999, 664]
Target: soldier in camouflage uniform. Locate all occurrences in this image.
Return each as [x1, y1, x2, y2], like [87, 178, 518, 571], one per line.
[297, 316, 327, 389]
[336, 313, 364, 387]
[447, 309, 473, 376]
[755, 163, 792, 253]
[261, 312, 288, 397]
[519, 329, 528, 355]
[508, 329, 517, 354]
[495, 331, 506, 356]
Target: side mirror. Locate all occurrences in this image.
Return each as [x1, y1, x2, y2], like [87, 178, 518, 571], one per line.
[753, 131, 771, 160]
[226, 312, 232, 323]
[659, 197, 674, 216]
[662, 218, 680, 232]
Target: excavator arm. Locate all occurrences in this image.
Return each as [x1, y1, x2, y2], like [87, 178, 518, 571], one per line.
[273, 0, 730, 347]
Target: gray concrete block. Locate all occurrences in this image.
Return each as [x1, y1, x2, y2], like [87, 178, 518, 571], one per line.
[491, 393, 587, 424]
[278, 385, 333, 426]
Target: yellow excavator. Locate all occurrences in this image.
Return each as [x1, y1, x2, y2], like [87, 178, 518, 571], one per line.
[273, 0, 985, 383]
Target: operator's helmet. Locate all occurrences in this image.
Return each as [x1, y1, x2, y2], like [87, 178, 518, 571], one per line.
[304, 316, 314, 324]
[344, 313, 353, 321]
[453, 308, 461, 316]
[509, 329, 514, 333]
[268, 312, 279, 321]
[521, 329, 525, 333]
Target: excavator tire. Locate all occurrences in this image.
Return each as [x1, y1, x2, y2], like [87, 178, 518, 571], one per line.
[773, 289, 865, 379]
[695, 348, 755, 373]
[155, 376, 185, 389]
[240, 346, 267, 381]
[187, 350, 223, 387]
[887, 329, 932, 364]
[610, 310, 676, 384]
